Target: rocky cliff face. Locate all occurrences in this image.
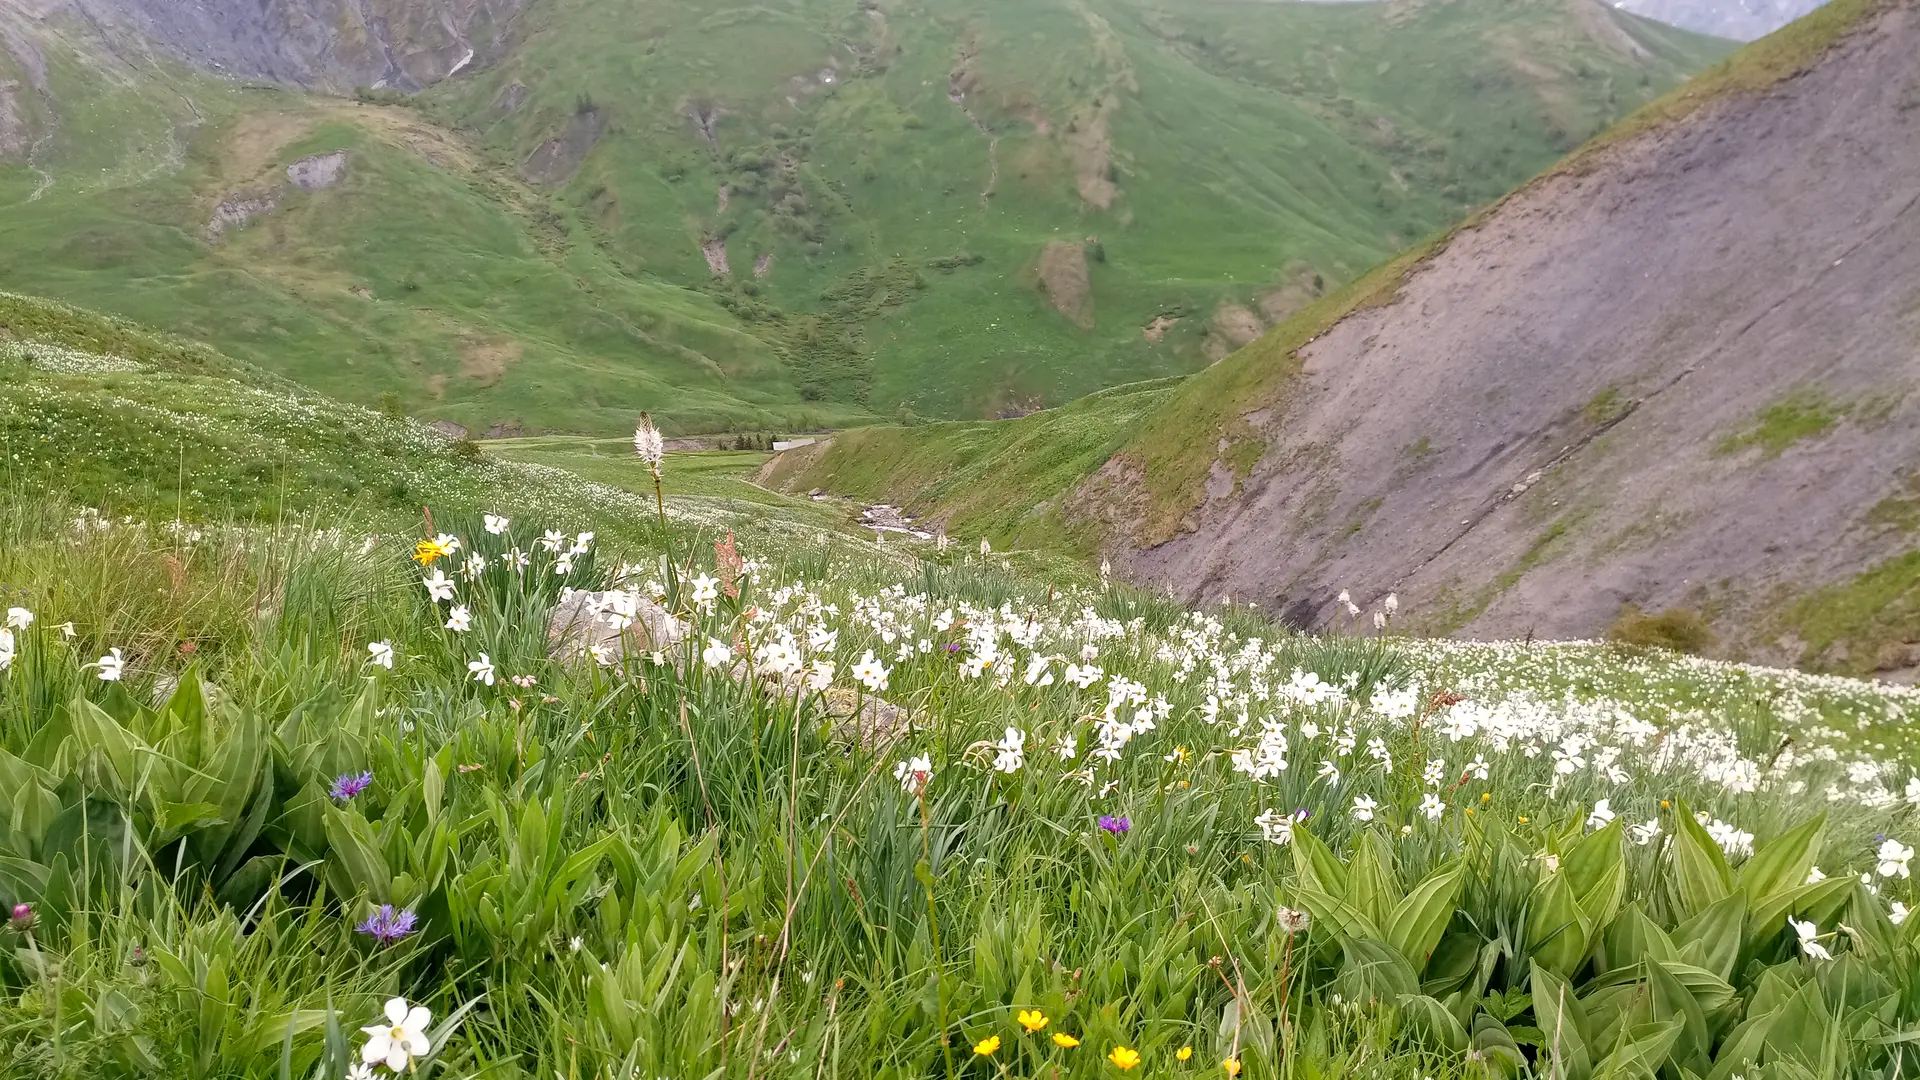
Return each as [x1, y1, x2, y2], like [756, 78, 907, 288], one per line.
[3, 0, 525, 94]
[1122, 1, 1920, 668]
[1612, 0, 1828, 39]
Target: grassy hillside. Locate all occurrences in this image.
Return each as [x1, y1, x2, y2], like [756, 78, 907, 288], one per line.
[0, 0, 1730, 434]
[6, 287, 1920, 1077]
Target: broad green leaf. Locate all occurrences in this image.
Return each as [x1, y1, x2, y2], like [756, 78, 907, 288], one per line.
[1337, 937, 1419, 1002]
[1671, 802, 1732, 919]
[1649, 960, 1711, 1076]
[1749, 875, 1851, 940]
[1763, 978, 1833, 1068]
[1737, 815, 1826, 904]
[1472, 1013, 1527, 1077]
[1593, 1020, 1682, 1079]
[1386, 862, 1466, 974]
[1294, 884, 1383, 945]
[1528, 868, 1593, 974]
[1566, 820, 1627, 928]
[1673, 892, 1745, 981]
[1346, 830, 1400, 930]
[1599, 902, 1675, 971]
[1398, 993, 1468, 1052]
[1532, 961, 1593, 1080]
[1290, 824, 1347, 897]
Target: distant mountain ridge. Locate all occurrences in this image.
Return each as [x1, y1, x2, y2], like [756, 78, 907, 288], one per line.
[1613, 0, 1829, 39]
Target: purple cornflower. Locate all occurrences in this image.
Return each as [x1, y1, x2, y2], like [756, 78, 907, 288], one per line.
[1097, 815, 1131, 836]
[330, 771, 374, 802]
[356, 905, 419, 946]
[944, 642, 963, 653]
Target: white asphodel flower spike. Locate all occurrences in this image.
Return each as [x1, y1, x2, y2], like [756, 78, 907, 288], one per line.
[633, 412, 665, 468]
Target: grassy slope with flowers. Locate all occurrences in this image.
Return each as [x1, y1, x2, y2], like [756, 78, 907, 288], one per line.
[6, 291, 1920, 1077]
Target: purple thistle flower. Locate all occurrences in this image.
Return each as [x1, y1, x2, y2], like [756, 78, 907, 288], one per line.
[8, 903, 31, 930]
[356, 904, 419, 946]
[943, 642, 963, 653]
[330, 771, 374, 802]
[1097, 815, 1131, 836]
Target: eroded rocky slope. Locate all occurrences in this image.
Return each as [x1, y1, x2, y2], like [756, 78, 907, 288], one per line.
[1118, 0, 1920, 669]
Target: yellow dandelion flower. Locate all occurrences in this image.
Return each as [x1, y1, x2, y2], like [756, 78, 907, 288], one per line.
[1480, 792, 1492, 802]
[1176, 1045, 1194, 1061]
[1222, 1058, 1242, 1077]
[1108, 1045, 1142, 1070]
[412, 537, 453, 566]
[1017, 1010, 1049, 1032]
[973, 1035, 1001, 1056]
[1053, 1032, 1081, 1048]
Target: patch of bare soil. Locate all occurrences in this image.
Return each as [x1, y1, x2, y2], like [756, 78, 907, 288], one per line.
[1143, 314, 1179, 342]
[701, 236, 730, 276]
[1035, 240, 1092, 328]
[1258, 263, 1325, 323]
[459, 336, 521, 387]
[521, 107, 607, 186]
[1127, 4, 1920, 662]
[1207, 303, 1264, 354]
[204, 190, 278, 243]
[753, 252, 773, 277]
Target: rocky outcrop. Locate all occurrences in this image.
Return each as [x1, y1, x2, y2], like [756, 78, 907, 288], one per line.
[31, 0, 529, 93]
[548, 590, 913, 744]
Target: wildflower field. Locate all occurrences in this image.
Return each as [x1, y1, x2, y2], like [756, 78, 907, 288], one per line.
[5, 298, 1920, 1077]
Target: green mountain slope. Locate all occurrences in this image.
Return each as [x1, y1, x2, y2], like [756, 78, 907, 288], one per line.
[0, 0, 1730, 433]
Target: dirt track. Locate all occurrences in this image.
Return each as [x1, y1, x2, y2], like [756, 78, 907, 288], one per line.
[1126, 2, 1920, 665]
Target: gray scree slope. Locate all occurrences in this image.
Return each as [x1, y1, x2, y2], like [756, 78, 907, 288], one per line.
[1127, 2, 1920, 662]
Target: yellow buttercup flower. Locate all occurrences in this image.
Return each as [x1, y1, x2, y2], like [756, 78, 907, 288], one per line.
[1223, 1058, 1242, 1077]
[1108, 1045, 1141, 1070]
[1176, 1045, 1193, 1061]
[973, 1035, 1000, 1056]
[1017, 1009, 1050, 1032]
[1052, 1032, 1081, 1048]
[412, 537, 453, 566]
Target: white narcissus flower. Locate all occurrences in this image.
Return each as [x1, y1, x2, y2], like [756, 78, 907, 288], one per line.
[1350, 795, 1377, 822]
[1419, 793, 1445, 821]
[367, 641, 395, 669]
[805, 660, 834, 691]
[1806, 866, 1827, 884]
[852, 650, 888, 692]
[1876, 838, 1913, 879]
[894, 754, 932, 795]
[360, 997, 432, 1072]
[422, 569, 455, 602]
[1892, 901, 1910, 926]
[1629, 819, 1662, 846]
[0, 628, 14, 672]
[1586, 799, 1617, 830]
[689, 573, 720, 607]
[346, 1063, 376, 1080]
[992, 727, 1026, 774]
[4, 607, 31, 630]
[702, 638, 732, 670]
[1791, 918, 1832, 961]
[468, 653, 496, 686]
[483, 513, 510, 535]
[444, 605, 472, 633]
[97, 647, 125, 682]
